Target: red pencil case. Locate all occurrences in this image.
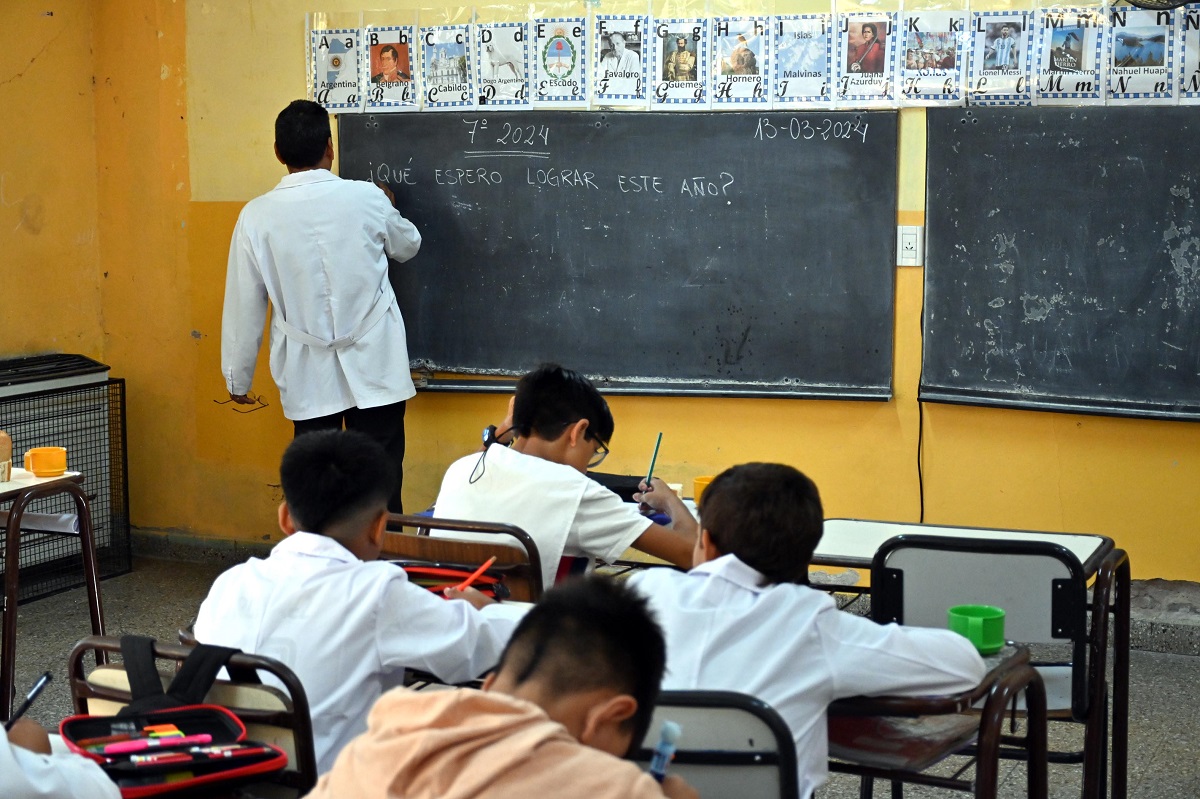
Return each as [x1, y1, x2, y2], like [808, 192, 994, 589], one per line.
[61, 705, 287, 798]
[393, 561, 511, 599]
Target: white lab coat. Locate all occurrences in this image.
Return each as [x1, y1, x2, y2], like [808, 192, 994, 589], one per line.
[1, 727, 120, 799]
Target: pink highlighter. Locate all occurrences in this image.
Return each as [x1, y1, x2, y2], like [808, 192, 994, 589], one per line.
[105, 733, 213, 754]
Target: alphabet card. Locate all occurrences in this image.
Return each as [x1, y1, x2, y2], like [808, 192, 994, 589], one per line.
[1107, 7, 1175, 104]
[1035, 7, 1106, 104]
[711, 17, 771, 107]
[652, 19, 709, 107]
[421, 24, 475, 110]
[476, 22, 531, 107]
[531, 18, 588, 107]
[1180, 5, 1200, 103]
[837, 13, 896, 105]
[898, 10, 967, 105]
[311, 28, 361, 109]
[772, 15, 834, 108]
[365, 26, 417, 111]
[967, 11, 1034, 105]
[593, 16, 650, 105]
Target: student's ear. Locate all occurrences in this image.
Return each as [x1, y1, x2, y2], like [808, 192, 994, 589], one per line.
[273, 143, 286, 166]
[700, 528, 723, 562]
[566, 418, 590, 448]
[367, 509, 388, 548]
[278, 502, 298, 537]
[480, 671, 498, 692]
[578, 693, 638, 756]
[324, 138, 335, 165]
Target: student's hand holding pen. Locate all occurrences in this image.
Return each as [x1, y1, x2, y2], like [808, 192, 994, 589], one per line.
[634, 479, 697, 530]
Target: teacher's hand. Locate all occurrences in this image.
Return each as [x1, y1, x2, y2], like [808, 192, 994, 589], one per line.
[375, 181, 396, 206]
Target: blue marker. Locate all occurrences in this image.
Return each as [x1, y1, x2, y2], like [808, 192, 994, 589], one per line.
[649, 720, 681, 782]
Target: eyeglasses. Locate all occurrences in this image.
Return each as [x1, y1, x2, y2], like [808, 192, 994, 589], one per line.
[587, 439, 610, 469]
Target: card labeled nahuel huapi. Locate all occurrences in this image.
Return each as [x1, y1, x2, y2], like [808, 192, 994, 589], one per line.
[311, 28, 361, 109]
[1107, 7, 1175, 103]
[365, 26, 417, 111]
[898, 10, 967, 104]
[711, 17, 770, 107]
[532, 18, 588, 107]
[594, 16, 649, 103]
[967, 11, 1034, 105]
[773, 15, 834, 107]
[421, 25, 475, 109]
[652, 19, 708, 107]
[476, 22, 531, 107]
[1034, 7, 1105, 104]
[838, 13, 896, 104]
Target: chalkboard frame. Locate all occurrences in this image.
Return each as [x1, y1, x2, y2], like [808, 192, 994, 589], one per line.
[922, 106, 1200, 422]
[339, 110, 900, 400]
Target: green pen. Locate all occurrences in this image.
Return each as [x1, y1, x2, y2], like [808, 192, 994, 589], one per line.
[645, 433, 663, 486]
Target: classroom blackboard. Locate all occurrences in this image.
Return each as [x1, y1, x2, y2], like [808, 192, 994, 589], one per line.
[339, 110, 898, 398]
[923, 106, 1200, 421]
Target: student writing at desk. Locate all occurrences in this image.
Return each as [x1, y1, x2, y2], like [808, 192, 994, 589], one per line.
[194, 431, 522, 774]
[433, 363, 697, 589]
[629, 463, 986, 799]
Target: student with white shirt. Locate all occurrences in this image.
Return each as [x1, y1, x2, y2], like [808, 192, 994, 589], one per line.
[221, 99, 422, 512]
[194, 430, 523, 774]
[3, 718, 120, 799]
[433, 363, 697, 589]
[629, 463, 988, 799]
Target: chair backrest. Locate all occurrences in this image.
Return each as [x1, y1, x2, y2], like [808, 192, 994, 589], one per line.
[67, 635, 318, 795]
[632, 690, 800, 799]
[870, 534, 1090, 718]
[385, 513, 544, 601]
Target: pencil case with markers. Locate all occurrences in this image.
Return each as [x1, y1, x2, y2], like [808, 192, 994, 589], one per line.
[60, 705, 287, 798]
[391, 559, 512, 599]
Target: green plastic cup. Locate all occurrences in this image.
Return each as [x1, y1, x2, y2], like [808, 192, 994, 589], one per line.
[947, 604, 1006, 655]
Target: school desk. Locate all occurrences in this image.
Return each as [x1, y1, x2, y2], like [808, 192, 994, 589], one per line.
[0, 469, 106, 719]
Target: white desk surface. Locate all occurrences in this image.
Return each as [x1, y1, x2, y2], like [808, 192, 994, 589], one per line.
[0, 469, 83, 501]
[817, 518, 1113, 573]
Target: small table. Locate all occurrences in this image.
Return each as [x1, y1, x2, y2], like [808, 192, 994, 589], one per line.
[0, 468, 107, 719]
[829, 645, 1048, 799]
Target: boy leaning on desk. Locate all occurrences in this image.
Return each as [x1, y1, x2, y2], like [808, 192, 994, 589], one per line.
[629, 463, 988, 799]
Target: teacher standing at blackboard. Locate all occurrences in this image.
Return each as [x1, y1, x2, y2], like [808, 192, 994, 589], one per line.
[221, 99, 422, 512]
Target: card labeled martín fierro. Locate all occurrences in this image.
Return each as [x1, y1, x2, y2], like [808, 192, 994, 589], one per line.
[773, 15, 834, 107]
[594, 15, 649, 103]
[899, 10, 967, 104]
[1107, 7, 1176, 103]
[422, 24, 475, 109]
[653, 19, 708, 107]
[968, 11, 1034, 105]
[532, 18, 588, 107]
[366, 26, 417, 111]
[476, 22, 531, 107]
[712, 17, 770, 107]
[1035, 7, 1105, 104]
[312, 28, 361, 109]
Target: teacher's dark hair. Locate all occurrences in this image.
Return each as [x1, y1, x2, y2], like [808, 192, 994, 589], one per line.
[275, 100, 331, 169]
[280, 429, 396, 537]
[512, 363, 615, 447]
[495, 577, 666, 755]
[699, 462, 824, 585]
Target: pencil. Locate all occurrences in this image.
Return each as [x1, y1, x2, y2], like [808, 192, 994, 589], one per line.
[645, 432, 663, 485]
[454, 556, 498, 591]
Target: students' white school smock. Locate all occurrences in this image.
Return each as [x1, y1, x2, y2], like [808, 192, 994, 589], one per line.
[221, 169, 422, 421]
[193, 532, 524, 774]
[629, 554, 987, 799]
[2, 727, 120, 799]
[433, 444, 652, 589]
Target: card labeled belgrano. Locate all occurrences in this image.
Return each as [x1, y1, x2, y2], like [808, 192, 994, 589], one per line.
[652, 19, 708, 107]
[838, 14, 896, 104]
[899, 10, 967, 105]
[773, 15, 834, 107]
[712, 17, 770, 107]
[365, 26, 417, 111]
[1177, 5, 1200, 103]
[968, 11, 1033, 105]
[1107, 7, 1175, 103]
[594, 16, 649, 103]
[476, 22, 530, 107]
[311, 28, 361, 109]
[1035, 7, 1105, 104]
[421, 25, 474, 109]
[532, 19, 588, 107]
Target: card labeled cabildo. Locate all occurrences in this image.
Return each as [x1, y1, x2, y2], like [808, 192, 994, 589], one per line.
[967, 11, 1034, 105]
[421, 25, 475, 109]
[652, 19, 709, 107]
[311, 28, 361, 109]
[365, 26, 417, 111]
[898, 10, 967, 105]
[1106, 7, 1176, 104]
[773, 15, 834, 107]
[475, 22, 531, 107]
[711, 17, 770, 107]
[1035, 7, 1105, 104]
[531, 18, 588, 107]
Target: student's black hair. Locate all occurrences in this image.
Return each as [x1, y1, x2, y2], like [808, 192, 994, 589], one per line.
[698, 462, 824, 586]
[279, 429, 396, 536]
[511, 363, 615, 446]
[496, 576, 666, 755]
[380, 44, 400, 60]
[274, 100, 331, 169]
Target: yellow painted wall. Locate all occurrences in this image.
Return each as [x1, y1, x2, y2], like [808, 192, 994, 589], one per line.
[9, 1, 1198, 580]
